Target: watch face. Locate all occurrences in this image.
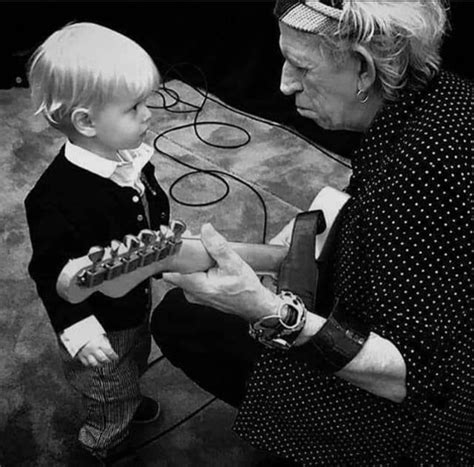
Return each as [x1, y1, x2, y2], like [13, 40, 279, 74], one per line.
[249, 290, 307, 350]
[251, 316, 285, 341]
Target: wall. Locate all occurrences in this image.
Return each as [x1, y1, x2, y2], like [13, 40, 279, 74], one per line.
[2, 1, 471, 156]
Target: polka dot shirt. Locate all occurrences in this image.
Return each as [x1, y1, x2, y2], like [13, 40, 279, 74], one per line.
[233, 71, 473, 466]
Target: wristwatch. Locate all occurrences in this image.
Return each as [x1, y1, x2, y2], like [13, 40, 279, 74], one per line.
[249, 290, 307, 350]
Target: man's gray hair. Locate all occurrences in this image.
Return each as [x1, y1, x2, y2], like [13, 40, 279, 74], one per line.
[276, 0, 449, 101]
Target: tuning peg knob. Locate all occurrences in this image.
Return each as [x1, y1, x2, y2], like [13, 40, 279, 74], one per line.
[88, 246, 105, 270]
[123, 234, 141, 252]
[170, 220, 186, 242]
[110, 239, 122, 259]
[159, 225, 173, 240]
[171, 219, 186, 233]
[138, 229, 156, 246]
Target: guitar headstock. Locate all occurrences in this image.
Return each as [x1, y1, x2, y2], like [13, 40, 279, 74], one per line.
[56, 220, 187, 304]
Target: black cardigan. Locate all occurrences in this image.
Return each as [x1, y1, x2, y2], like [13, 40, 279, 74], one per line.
[25, 146, 170, 333]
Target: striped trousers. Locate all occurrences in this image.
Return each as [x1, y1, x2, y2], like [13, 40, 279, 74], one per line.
[59, 320, 151, 456]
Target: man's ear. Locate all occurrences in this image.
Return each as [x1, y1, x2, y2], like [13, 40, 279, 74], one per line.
[71, 108, 96, 137]
[353, 45, 376, 93]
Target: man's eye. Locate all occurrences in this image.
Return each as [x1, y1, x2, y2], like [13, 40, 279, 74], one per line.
[288, 61, 305, 72]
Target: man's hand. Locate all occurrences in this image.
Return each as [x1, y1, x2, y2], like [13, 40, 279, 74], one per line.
[163, 223, 281, 323]
[77, 334, 119, 367]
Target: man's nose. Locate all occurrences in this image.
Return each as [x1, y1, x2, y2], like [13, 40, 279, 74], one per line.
[280, 62, 302, 96]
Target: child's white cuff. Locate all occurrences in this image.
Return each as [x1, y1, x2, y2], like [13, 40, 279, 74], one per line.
[60, 315, 105, 357]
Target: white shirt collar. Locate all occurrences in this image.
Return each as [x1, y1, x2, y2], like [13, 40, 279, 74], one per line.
[64, 140, 155, 193]
[65, 140, 118, 178]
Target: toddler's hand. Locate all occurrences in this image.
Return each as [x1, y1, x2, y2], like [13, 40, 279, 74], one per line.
[77, 334, 119, 367]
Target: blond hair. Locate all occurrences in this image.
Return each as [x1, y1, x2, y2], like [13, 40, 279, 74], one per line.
[28, 22, 160, 127]
[319, 1, 448, 100]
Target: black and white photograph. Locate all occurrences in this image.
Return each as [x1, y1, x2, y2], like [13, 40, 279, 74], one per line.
[0, 1, 472, 466]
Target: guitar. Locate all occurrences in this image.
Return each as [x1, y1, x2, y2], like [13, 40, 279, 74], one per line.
[56, 187, 350, 304]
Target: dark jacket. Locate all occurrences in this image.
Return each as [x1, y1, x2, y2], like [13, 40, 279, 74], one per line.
[25, 146, 170, 333]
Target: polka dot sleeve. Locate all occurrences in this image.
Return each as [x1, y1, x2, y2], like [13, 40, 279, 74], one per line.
[363, 151, 471, 404]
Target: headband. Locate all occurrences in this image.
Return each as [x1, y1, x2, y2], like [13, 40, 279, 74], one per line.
[274, 0, 343, 35]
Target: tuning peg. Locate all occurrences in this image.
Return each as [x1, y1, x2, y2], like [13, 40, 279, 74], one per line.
[81, 245, 107, 287]
[88, 246, 105, 271]
[167, 220, 186, 255]
[170, 220, 186, 242]
[123, 234, 141, 252]
[158, 225, 174, 257]
[122, 235, 142, 272]
[150, 228, 165, 261]
[110, 239, 122, 259]
[159, 225, 173, 239]
[137, 229, 158, 266]
[138, 229, 156, 247]
[105, 240, 125, 280]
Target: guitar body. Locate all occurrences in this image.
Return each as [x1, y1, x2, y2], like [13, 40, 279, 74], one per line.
[56, 186, 350, 304]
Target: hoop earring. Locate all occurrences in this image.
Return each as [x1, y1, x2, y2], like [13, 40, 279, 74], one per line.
[357, 89, 369, 104]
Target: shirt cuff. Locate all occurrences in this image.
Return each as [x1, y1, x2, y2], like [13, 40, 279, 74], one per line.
[59, 315, 105, 357]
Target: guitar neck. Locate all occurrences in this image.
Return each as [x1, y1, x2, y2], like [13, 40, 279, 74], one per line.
[166, 237, 288, 275]
[56, 186, 350, 304]
[56, 237, 288, 304]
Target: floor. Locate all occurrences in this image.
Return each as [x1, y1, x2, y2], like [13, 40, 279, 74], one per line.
[0, 80, 350, 466]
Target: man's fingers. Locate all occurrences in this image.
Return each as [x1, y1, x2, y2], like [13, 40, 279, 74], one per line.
[163, 271, 209, 291]
[165, 224, 246, 282]
[162, 272, 185, 286]
[200, 223, 243, 272]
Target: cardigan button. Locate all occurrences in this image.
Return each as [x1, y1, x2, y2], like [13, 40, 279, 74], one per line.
[132, 195, 140, 203]
[137, 214, 144, 222]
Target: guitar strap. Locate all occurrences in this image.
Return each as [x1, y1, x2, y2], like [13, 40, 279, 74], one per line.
[277, 203, 347, 315]
[275, 197, 372, 372]
[276, 210, 326, 313]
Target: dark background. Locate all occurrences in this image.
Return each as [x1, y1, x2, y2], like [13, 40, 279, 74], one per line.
[1, 1, 472, 156]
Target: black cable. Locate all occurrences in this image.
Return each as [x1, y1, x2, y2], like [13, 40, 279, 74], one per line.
[149, 63, 269, 242]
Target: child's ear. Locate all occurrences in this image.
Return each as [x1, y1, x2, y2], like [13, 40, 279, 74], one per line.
[71, 108, 96, 137]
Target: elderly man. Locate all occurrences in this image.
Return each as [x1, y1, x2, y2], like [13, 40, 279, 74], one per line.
[152, 1, 473, 465]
